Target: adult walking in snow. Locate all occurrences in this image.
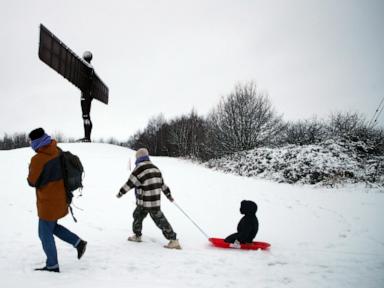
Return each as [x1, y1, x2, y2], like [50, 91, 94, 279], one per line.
[117, 148, 181, 249]
[27, 128, 87, 273]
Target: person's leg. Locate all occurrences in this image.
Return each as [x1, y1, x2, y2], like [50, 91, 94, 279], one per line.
[38, 219, 59, 269]
[224, 233, 238, 243]
[54, 222, 87, 259]
[53, 223, 81, 247]
[83, 118, 92, 141]
[149, 209, 177, 240]
[132, 206, 148, 237]
[81, 95, 92, 141]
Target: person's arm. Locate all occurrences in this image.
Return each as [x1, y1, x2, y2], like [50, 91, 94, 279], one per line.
[117, 172, 141, 198]
[161, 182, 174, 202]
[27, 157, 42, 187]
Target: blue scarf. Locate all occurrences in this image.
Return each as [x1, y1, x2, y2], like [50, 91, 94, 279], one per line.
[31, 134, 52, 151]
[135, 155, 150, 165]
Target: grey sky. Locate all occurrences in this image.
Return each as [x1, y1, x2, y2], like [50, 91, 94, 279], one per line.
[0, 0, 383, 140]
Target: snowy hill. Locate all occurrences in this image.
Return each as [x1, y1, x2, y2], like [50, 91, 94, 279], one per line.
[206, 139, 384, 186]
[1, 143, 383, 288]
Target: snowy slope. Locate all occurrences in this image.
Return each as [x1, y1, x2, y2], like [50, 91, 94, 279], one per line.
[0, 143, 383, 288]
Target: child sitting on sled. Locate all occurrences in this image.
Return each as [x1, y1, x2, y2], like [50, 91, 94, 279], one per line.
[224, 200, 259, 247]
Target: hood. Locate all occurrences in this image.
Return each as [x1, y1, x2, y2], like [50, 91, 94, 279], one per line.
[240, 200, 257, 215]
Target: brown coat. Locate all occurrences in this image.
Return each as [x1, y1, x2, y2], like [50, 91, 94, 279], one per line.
[27, 140, 68, 221]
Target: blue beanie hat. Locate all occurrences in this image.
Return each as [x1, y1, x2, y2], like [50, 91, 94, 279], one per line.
[29, 128, 51, 151]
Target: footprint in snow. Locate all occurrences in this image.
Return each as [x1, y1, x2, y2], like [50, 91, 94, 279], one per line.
[268, 261, 288, 266]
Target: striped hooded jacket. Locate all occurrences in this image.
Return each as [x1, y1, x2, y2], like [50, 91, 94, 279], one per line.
[118, 158, 173, 209]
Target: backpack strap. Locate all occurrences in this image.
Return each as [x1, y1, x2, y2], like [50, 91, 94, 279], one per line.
[69, 205, 78, 223]
[57, 146, 78, 223]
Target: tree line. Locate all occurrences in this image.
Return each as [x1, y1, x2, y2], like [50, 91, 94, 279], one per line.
[1, 82, 383, 159]
[0, 133, 30, 150]
[125, 82, 384, 160]
[0, 132, 119, 150]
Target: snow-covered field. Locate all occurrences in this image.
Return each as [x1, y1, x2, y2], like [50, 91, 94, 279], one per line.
[1, 143, 383, 288]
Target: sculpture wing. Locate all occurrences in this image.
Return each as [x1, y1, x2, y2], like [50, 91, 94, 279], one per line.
[90, 72, 109, 104]
[38, 24, 109, 104]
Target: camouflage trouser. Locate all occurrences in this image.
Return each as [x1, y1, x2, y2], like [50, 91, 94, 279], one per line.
[132, 206, 177, 240]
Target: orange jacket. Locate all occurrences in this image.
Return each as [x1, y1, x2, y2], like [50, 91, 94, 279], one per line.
[27, 140, 68, 221]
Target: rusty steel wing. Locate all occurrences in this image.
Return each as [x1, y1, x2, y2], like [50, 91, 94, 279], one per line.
[38, 24, 108, 104]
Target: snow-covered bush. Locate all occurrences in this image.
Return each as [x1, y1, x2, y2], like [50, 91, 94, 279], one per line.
[205, 139, 384, 186]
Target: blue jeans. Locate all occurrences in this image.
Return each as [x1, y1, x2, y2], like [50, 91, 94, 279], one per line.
[38, 219, 81, 269]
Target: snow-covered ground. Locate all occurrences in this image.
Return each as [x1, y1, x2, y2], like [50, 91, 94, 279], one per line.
[1, 143, 383, 288]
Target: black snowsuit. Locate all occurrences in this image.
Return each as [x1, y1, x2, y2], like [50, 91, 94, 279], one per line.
[224, 200, 259, 244]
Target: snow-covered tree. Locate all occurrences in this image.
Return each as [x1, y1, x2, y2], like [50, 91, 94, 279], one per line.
[207, 82, 284, 157]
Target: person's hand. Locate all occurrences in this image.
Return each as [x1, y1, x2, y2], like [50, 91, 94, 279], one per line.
[169, 196, 174, 202]
[117, 188, 125, 198]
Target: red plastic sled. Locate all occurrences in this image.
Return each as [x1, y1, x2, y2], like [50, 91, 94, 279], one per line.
[209, 238, 271, 250]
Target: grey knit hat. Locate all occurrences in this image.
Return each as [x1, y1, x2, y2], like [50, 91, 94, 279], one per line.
[135, 148, 149, 159]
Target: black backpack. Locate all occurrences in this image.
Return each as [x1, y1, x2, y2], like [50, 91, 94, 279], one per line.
[59, 149, 84, 221]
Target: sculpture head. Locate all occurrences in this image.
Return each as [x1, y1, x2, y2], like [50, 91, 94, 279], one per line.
[83, 51, 93, 63]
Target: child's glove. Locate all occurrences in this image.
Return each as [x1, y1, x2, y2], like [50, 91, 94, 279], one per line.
[116, 189, 124, 198]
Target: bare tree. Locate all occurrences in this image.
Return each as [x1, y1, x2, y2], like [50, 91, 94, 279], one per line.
[285, 118, 327, 145]
[169, 115, 190, 156]
[326, 112, 384, 155]
[328, 112, 366, 140]
[168, 110, 208, 159]
[207, 82, 284, 157]
[127, 114, 167, 154]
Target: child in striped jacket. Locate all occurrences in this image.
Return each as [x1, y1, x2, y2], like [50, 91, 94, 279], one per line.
[117, 148, 181, 249]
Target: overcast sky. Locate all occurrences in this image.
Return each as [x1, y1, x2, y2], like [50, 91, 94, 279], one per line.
[0, 0, 383, 141]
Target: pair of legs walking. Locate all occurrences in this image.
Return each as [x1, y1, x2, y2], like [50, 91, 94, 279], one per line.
[38, 219, 86, 272]
[130, 206, 181, 249]
[132, 206, 176, 240]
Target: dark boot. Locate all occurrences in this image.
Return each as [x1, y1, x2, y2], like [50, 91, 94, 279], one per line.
[34, 266, 60, 273]
[76, 240, 87, 259]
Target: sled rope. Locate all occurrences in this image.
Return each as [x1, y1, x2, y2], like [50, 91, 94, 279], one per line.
[173, 202, 209, 239]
